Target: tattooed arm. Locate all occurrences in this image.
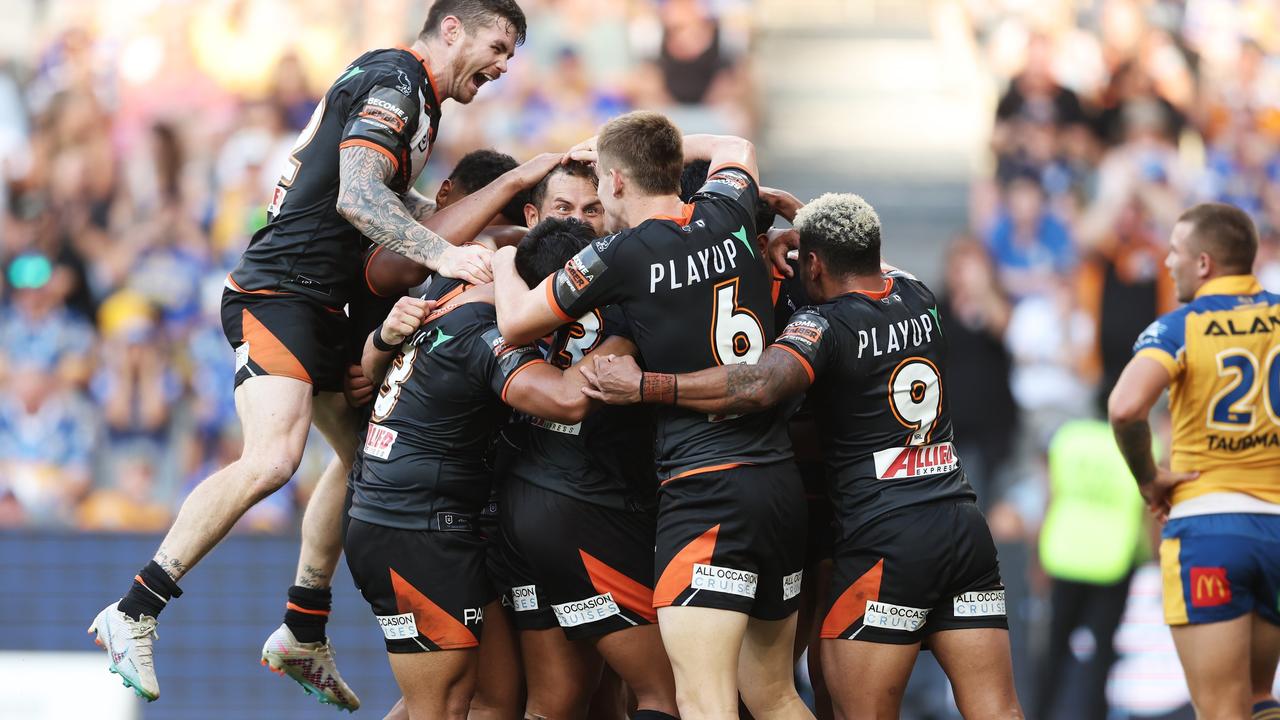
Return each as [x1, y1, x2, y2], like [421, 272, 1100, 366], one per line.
[582, 346, 811, 414]
[401, 188, 437, 222]
[337, 145, 492, 284]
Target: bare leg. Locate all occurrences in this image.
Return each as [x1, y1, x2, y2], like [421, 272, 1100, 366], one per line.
[293, 392, 358, 590]
[930, 628, 1023, 719]
[822, 638, 919, 720]
[1249, 613, 1280, 707]
[522, 627, 602, 719]
[155, 377, 314, 579]
[738, 613, 814, 719]
[388, 648, 478, 720]
[806, 559, 835, 720]
[469, 601, 523, 720]
[658, 605, 748, 719]
[595, 624, 678, 716]
[1171, 615, 1254, 720]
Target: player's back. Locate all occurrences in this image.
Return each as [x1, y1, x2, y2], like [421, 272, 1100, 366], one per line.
[778, 272, 975, 537]
[549, 166, 792, 480]
[231, 47, 441, 307]
[1134, 274, 1280, 508]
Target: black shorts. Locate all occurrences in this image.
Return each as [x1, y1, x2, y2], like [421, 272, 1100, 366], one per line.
[820, 500, 1006, 645]
[655, 461, 807, 620]
[799, 460, 834, 564]
[344, 518, 495, 653]
[504, 480, 657, 640]
[220, 286, 347, 393]
[482, 497, 558, 632]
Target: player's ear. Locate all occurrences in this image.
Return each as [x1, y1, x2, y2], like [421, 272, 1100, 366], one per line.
[436, 179, 453, 208]
[524, 204, 539, 227]
[610, 168, 625, 198]
[1197, 250, 1213, 278]
[440, 15, 464, 45]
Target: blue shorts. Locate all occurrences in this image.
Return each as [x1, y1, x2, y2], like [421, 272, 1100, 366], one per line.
[1160, 513, 1280, 627]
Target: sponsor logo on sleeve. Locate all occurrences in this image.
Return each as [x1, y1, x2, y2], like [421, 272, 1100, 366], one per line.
[363, 423, 398, 460]
[778, 319, 823, 348]
[1190, 567, 1231, 608]
[395, 70, 412, 96]
[267, 185, 287, 216]
[691, 563, 759, 599]
[359, 103, 406, 134]
[872, 441, 959, 480]
[565, 255, 593, 291]
[552, 593, 622, 628]
[490, 336, 521, 359]
[511, 585, 539, 612]
[953, 590, 1005, 617]
[863, 601, 929, 632]
[706, 169, 749, 193]
[782, 570, 803, 601]
[377, 612, 419, 640]
[1133, 320, 1167, 351]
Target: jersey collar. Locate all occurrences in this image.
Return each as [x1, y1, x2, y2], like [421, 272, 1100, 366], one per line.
[401, 45, 443, 107]
[1194, 274, 1262, 299]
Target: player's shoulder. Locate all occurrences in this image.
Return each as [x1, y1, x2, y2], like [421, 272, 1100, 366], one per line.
[336, 49, 421, 98]
[1134, 304, 1193, 352]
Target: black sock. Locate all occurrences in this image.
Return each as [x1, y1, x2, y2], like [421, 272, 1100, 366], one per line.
[632, 711, 679, 720]
[284, 586, 332, 643]
[1254, 699, 1280, 720]
[117, 560, 183, 621]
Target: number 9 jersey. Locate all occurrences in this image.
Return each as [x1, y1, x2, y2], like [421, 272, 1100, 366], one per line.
[1132, 275, 1280, 511]
[772, 271, 977, 540]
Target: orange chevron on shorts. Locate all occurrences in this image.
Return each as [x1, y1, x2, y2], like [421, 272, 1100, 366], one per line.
[580, 549, 658, 623]
[820, 558, 884, 639]
[390, 567, 477, 649]
[242, 308, 311, 384]
[654, 524, 719, 609]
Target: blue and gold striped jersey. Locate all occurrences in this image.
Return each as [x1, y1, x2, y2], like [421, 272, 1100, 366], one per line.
[1133, 275, 1280, 507]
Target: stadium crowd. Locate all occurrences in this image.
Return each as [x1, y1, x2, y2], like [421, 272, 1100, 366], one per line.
[0, 0, 753, 531]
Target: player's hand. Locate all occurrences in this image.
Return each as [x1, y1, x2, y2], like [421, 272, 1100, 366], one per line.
[513, 152, 566, 188]
[437, 243, 493, 284]
[758, 186, 804, 222]
[343, 364, 374, 407]
[765, 228, 800, 278]
[566, 135, 598, 165]
[580, 354, 643, 405]
[380, 296, 434, 347]
[1140, 468, 1200, 521]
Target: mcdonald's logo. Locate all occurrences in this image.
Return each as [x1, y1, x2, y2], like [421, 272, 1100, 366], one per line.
[1190, 567, 1231, 608]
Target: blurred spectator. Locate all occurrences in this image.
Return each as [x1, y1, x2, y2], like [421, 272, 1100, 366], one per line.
[77, 453, 172, 532]
[1005, 277, 1095, 444]
[0, 363, 96, 527]
[0, 252, 94, 385]
[1034, 419, 1149, 720]
[985, 171, 1076, 300]
[937, 237, 1017, 507]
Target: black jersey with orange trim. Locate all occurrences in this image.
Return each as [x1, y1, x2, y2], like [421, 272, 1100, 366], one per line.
[773, 272, 975, 540]
[230, 47, 442, 307]
[508, 305, 656, 511]
[351, 291, 542, 531]
[546, 166, 791, 480]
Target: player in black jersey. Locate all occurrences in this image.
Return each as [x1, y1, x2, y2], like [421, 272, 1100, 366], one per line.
[347, 218, 633, 719]
[90, 2, 530, 705]
[493, 111, 810, 719]
[584, 193, 1024, 719]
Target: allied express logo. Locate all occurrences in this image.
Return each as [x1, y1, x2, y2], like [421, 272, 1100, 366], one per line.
[1190, 567, 1231, 608]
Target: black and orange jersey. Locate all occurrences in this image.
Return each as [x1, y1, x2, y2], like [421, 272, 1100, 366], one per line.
[773, 272, 975, 539]
[350, 287, 542, 531]
[508, 305, 656, 511]
[545, 166, 792, 480]
[1132, 275, 1280, 508]
[229, 47, 442, 307]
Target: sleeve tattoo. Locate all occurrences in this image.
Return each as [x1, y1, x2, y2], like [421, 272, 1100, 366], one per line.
[401, 189, 437, 222]
[337, 146, 450, 268]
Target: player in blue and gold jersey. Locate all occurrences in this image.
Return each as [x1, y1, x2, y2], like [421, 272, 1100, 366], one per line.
[1109, 202, 1280, 720]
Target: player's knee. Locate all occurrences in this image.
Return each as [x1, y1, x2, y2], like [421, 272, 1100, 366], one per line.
[740, 676, 802, 716]
[240, 452, 301, 498]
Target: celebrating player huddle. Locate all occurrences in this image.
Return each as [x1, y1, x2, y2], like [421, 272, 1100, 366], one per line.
[83, 1, 1040, 718]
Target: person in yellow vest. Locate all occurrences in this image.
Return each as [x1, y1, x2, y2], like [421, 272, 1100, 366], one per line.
[1035, 418, 1150, 720]
[1109, 202, 1280, 720]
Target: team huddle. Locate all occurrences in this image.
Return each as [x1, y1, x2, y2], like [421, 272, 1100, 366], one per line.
[85, 1, 1280, 719]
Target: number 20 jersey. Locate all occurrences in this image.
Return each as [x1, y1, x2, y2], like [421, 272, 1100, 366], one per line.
[1132, 274, 1280, 509]
[547, 166, 791, 480]
[773, 272, 976, 540]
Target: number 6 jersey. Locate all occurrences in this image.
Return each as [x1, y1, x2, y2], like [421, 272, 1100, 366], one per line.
[545, 165, 792, 481]
[772, 272, 976, 540]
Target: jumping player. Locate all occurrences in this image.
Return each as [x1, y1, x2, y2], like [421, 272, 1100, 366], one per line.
[582, 193, 1024, 719]
[493, 112, 811, 719]
[88, 0, 528, 705]
[1109, 202, 1280, 720]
